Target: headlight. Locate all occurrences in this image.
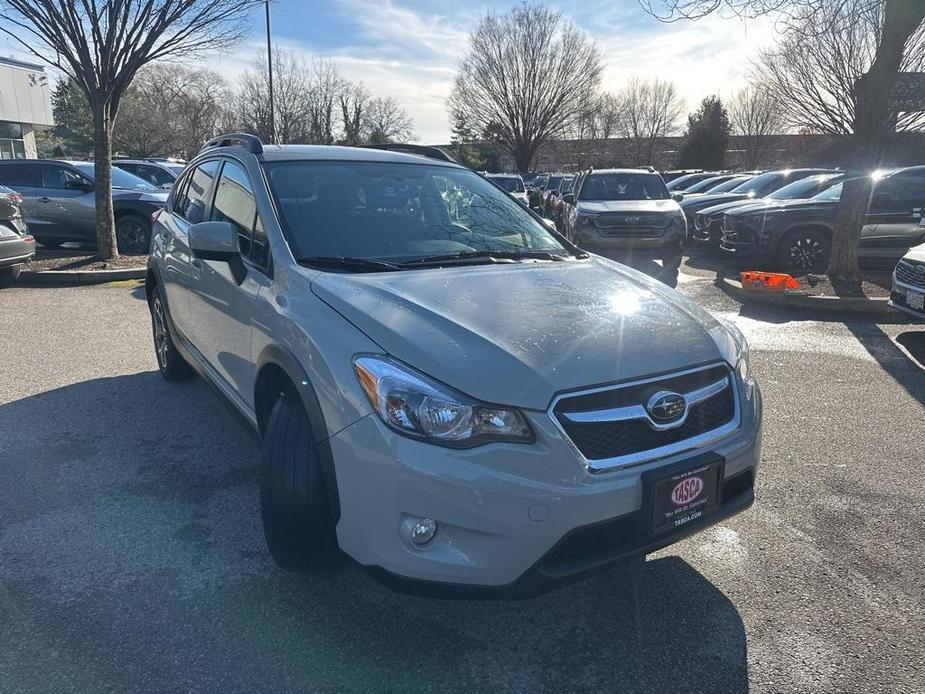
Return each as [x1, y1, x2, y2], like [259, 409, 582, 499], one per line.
[721, 319, 756, 400]
[353, 355, 533, 447]
[576, 211, 598, 225]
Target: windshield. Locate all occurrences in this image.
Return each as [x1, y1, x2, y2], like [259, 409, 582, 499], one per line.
[490, 176, 525, 193]
[730, 172, 784, 196]
[708, 176, 752, 193]
[561, 177, 575, 193]
[812, 182, 846, 201]
[166, 164, 185, 176]
[546, 176, 564, 191]
[685, 176, 731, 194]
[72, 163, 159, 191]
[578, 172, 670, 201]
[264, 161, 570, 263]
[767, 175, 840, 200]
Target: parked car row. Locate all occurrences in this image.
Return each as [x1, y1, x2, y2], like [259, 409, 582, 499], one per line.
[0, 160, 169, 256]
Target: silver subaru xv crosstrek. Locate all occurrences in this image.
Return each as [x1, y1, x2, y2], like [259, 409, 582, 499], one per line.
[146, 134, 762, 598]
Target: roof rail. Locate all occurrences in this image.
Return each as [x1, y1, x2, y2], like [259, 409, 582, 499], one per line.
[200, 133, 264, 155]
[358, 143, 456, 163]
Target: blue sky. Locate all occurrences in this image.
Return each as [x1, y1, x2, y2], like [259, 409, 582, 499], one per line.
[1, 1, 779, 143]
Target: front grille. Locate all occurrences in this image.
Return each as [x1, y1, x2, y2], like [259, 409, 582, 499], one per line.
[594, 213, 669, 238]
[722, 215, 734, 232]
[896, 260, 925, 290]
[552, 364, 738, 469]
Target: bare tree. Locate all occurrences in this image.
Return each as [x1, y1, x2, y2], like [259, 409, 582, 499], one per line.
[448, 5, 603, 172]
[0, 0, 261, 258]
[232, 50, 314, 144]
[306, 58, 340, 145]
[339, 82, 369, 146]
[753, 2, 925, 137]
[363, 97, 415, 144]
[618, 77, 685, 167]
[115, 65, 229, 159]
[728, 85, 787, 169]
[640, 0, 925, 287]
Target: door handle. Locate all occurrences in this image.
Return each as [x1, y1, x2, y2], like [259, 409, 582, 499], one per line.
[38, 197, 51, 203]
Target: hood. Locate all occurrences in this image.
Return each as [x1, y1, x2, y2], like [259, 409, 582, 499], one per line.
[576, 199, 680, 215]
[680, 192, 751, 212]
[113, 189, 169, 203]
[904, 240, 925, 263]
[309, 257, 729, 410]
[697, 198, 775, 217]
[729, 198, 837, 218]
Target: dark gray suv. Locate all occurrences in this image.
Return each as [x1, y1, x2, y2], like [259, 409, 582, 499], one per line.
[0, 160, 168, 254]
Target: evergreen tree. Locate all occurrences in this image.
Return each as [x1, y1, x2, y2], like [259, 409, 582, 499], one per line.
[678, 96, 731, 170]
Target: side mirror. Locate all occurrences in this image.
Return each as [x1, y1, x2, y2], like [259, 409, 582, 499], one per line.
[67, 180, 94, 192]
[563, 193, 575, 205]
[671, 192, 684, 202]
[188, 220, 246, 284]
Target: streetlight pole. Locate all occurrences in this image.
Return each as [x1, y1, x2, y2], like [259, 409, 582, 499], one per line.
[265, 0, 276, 144]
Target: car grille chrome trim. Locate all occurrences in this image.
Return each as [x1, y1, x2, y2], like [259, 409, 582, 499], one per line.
[548, 363, 741, 473]
[896, 260, 925, 290]
[559, 376, 728, 432]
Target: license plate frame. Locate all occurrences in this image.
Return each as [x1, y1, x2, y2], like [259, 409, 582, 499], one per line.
[642, 454, 725, 537]
[906, 287, 924, 311]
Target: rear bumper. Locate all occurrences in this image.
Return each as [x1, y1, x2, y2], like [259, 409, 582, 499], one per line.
[0, 235, 35, 268]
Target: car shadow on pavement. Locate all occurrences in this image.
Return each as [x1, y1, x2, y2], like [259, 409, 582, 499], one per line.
[846, 326, 925, 408]
[0, 372, 749, 693]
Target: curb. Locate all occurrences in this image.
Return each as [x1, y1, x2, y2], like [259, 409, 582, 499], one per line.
[20, 266, 146, 285]
[719, 277, 904, 320]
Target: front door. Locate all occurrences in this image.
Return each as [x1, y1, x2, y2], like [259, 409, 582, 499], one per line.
[185, 158, 270, 403]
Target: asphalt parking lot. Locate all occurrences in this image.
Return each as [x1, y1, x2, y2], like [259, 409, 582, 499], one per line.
[1, 267, 924, 694]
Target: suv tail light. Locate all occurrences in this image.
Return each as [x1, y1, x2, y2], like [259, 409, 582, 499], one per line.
[6, 192, 22, 204]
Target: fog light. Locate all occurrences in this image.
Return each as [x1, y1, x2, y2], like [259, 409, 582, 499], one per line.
[410, 518, 437, 546]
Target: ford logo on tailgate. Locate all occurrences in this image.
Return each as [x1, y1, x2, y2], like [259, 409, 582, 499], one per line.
[646, 391, 687, 423]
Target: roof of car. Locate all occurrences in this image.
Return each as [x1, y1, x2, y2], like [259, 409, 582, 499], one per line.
[587, 168, 661, 175]
[247, 144, 461, 167]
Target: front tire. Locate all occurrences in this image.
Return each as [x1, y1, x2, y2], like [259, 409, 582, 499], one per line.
[260, 393, 340, 571]
[116, 214, 151, 255]
[149, 285, 194, 381]
[778, 229, 830, 274]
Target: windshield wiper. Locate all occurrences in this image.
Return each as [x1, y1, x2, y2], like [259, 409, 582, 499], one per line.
[398, 250, 572, 268]
[296, 256, 401, 272]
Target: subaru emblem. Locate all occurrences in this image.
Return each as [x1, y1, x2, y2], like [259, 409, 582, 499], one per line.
[646, 391, 687, 423]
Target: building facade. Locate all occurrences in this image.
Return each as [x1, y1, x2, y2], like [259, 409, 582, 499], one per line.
[0, 57, 53, 159]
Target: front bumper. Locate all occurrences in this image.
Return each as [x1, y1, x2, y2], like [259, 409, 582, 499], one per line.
[329, 381, 762, 598]
[574, 226, 684, 259]
[890, 271, 925, 321]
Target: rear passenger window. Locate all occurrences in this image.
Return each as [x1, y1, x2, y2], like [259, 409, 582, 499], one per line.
[175, 160, 219, 224]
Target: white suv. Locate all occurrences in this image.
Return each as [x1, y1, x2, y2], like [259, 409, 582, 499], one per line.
[146, 134, 763, 598]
